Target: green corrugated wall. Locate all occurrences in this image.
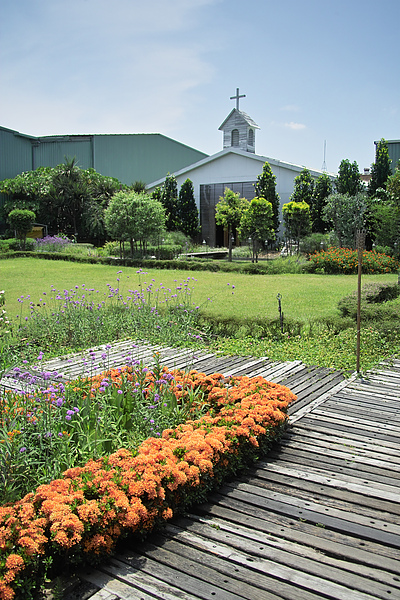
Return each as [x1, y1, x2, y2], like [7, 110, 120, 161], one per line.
[387, 141, 400, 173]
[0, 127, 208, 185]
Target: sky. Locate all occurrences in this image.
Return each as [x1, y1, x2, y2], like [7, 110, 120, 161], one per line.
[1, 0, 399, 175]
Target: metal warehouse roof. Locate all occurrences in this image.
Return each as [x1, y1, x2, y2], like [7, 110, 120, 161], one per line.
[0, 127, 209, 184]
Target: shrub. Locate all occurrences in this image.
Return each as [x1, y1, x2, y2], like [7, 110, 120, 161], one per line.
[0, 368, 295, 599]
[338, 282, 400, 320]
[310, 247, 400, 274]
[0, 238, 35, 253]
[300, 232, 337, 255]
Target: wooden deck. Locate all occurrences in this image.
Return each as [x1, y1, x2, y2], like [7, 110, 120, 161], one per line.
[3, 345, 400, 600]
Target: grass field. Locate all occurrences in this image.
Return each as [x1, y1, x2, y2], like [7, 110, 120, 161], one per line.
[2, 257, 398, 322]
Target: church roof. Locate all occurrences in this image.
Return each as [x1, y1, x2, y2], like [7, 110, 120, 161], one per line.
[218, 109, 260, 131]
[146, 147, 333, 190]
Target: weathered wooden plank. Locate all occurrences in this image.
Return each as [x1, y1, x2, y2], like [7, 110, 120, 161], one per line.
[193, 500, 400, 573]
[257, 457, 400, 504]
[201, 491, 400, 563]
[250, 465, 400, 517]
[320, 400, 399, 423]
[267, 447, 400, 487]
[277, 436, 400, 471]
[223, 482, 400, 546]
[118, 538, 290, 600]
[114, 547, 275, 600]
[294, 420, 400, 450]
[284, 425, 400, 457]
[162, 518, 400, 598]
[136, 529, 385, 600]
[308, 409, 400, 437]
[83, 564, 199, 599]
[300, 413, 400, 444]
[288, 376, 353, 420]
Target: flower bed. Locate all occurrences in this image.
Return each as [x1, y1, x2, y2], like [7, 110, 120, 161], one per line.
[0, 368, 296, 599]
[310, 246, 399, 274]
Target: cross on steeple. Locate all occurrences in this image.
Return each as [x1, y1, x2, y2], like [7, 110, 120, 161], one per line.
[230, 87, 246, 110]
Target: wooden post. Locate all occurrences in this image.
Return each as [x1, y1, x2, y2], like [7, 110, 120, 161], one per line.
[356, 230, 366, 373]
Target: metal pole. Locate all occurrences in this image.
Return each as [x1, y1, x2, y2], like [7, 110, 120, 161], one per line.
[356, 230, 365, 373]
[277, 293, 284, 334]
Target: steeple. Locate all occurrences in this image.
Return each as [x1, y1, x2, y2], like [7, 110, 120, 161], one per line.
[219, 88, 259, 153]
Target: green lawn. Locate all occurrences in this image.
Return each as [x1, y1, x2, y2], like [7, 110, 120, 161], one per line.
[2, 257, 398, 322]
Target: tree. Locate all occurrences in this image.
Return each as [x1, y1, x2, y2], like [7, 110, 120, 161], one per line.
[311, 173, 333, 233]
[239, 197, 275, 263]
[177, 179, 200, 239]
[370, 167, 400, 254]
[290, 168, 314, 205]
[254, 162, 280, 233]
[47, 157, 90, 237]
[282, 201, 311, 252]
[8, 208, 36, 249]
[322, 193, 366, 248]
[368, 138, 392, 198]
[335, 159, 363, 196]
[160, 174, 179, 231]
[104, 191, 166, 257]
[0, 160, 123, 242]
[215, 188, 249, 261]
[387, 166, 400, 206]
[0, 167, 53, 215]
[131, 180, 147, 193]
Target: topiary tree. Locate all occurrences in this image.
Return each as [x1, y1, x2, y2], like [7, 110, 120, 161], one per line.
[335, 159, 363, 196]
[290, 168, 314, 205]
[311, 173, 333, 233]
[282, 201, 311, 253]
[239, 197, 275, 263]
[177, 179, 200, 239]
[160, 174, 179, 231]
[8, 208, 36, 249]
[215, 188, 249, 261]
[254, 162, 280, 234]
[368, 138, 392, 198]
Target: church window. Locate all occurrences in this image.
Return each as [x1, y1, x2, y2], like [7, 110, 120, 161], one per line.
[248, 129, 254, 146]
[231, 129, 239, 147]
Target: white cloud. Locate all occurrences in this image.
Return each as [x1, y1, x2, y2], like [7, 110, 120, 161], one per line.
[280, 104, 300, 112]
[284, 121, 306, 131]
[0, 0, 219, 136]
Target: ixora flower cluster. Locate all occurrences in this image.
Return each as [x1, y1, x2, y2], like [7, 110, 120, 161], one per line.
[0, 368, 296, 599]
[310, 246, 399, 274]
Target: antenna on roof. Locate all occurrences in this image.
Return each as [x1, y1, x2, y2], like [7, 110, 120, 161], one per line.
[322, 140, 327, 172]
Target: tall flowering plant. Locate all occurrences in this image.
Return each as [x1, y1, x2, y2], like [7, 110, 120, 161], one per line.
[0, 367, 295, 599]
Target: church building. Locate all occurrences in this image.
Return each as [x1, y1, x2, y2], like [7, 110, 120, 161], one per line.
[147, 89, 330, 245]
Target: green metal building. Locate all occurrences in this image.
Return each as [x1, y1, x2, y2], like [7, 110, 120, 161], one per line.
[386, 140, 400, 173]
[0, 125, 208, 184]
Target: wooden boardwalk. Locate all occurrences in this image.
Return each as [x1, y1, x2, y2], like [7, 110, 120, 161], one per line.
[2, 344, 400, 599]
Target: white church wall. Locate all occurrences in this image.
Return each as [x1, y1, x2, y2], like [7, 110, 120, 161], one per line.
[147, 148, 331, 244]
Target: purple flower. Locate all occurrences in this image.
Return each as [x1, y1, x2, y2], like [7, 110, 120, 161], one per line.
[20, 447, 27, 453]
